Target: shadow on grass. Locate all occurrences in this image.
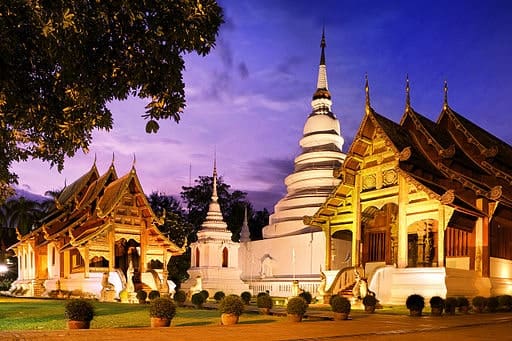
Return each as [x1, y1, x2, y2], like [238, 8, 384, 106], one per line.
[238, 319, 277, 325]
[175, 321, 213, 327]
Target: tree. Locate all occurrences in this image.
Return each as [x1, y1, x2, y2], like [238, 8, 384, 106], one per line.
[181, 175, 250, 242]
[0, 1, 224, 193]
[147, 192, 193, 286]
[249, 208, 269, 241]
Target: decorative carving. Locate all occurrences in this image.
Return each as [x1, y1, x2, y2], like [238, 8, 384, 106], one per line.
[399, 147, 412, 161]
[440, 189, 455, 204]
[362, 174, 376, 190]
[482, 146, 498, 158]
[439, 144, 456, 158]
[489, 186, 502, 200]
[303, 216, 313, 225]
[333, 167, 343, 179]
[382, 169, 398, 186]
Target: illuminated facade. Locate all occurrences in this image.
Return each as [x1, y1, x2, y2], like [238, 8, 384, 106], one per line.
[305, 79, 512, 303]
[9, 161, 185, 300]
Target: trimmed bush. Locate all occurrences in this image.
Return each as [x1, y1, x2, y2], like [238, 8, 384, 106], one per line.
[487, 296, 499, 313]
[257, 292, 269, 298]
[64, 299, 95, 322]
[299, 291, 313, 305]
[429, 296, 444, 309]
[287, 297, 308, 316]
[241, 291, 252, 305]
[213, 291, 226, 302]
[136, 290, 147, 303]
[444, 297, 457, 314]
[472, 296, 487, 312]
[149, 297, 176, 319]
[219, 295, 245, 316]
[173, 290, 187, 306]
[148, 290, 160, 301]
[330, 295, 351, 314]
[199, 289, 209, 300]
[362, 295, 377, 307]
[406, 294, 425, 311]
[498, 294, 512, 311]
[257, 293, 273, 309]
[192, 292, 206, 308]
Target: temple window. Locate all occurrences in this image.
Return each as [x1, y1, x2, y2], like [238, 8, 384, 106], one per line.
[195, 248, 200, 267]
[222, 247, 228, 267]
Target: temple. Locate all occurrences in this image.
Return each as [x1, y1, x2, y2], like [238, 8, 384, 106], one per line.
[305, 78, 512, 303]
[8, 160, 185, 300]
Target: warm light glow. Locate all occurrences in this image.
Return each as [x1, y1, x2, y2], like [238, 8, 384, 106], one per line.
[0, 264, 8, 274]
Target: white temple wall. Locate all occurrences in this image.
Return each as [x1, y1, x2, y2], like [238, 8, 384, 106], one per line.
[239, 232, 326, 280]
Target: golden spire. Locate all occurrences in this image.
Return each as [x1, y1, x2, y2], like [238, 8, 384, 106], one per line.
[405, 74, 411, 112]
[443, 80, 449, 110]
[365, 73, 371, 115]
[111, 152, 115, 165]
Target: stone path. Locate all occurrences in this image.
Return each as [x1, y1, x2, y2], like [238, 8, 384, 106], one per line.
[1, 309, 511, 340]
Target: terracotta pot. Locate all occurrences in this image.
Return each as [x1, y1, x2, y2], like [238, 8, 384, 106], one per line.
[221, 313, 239, 325]
[430, 307, 443, 316]
[287, 314, 303, 322]
[409, 309, 422, 317]
[67, 320, 90, 329]
[333, 312, 349, 320]
[151, 317, 171, 327]
[364, 305, 376, 313]
[258, 307, 270, 315]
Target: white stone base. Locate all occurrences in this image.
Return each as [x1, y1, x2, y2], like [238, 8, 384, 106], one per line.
[182, 267, 249, 296]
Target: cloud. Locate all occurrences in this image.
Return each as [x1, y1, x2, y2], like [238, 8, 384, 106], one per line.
[238, 62, 249, 79]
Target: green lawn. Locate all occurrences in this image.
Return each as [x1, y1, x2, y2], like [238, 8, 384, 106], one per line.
[0, 297, 283, 330]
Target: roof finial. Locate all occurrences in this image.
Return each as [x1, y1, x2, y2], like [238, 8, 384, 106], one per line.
[212, 149, 218, 200]
[111, 152, 115, 165]
[132, 153, 136, 168]
[320, 26, 326, 66]
[93, 153, 97, 165]
[365, 73, 371, 115]
[443, 80, 449, 110]
[405, 74, 411, 112]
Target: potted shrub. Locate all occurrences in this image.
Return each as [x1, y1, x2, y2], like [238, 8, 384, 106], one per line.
[362, 295, 377, 313]
[330, 295, 351, 320]
[149, 297, 176, 327]
[173, 290, 186, 307]
[406, 294, 425, 316]
[472, 296, 487, 313]
[213, 291, 225, 303]
[299, 291, 313, 305]
[287, 297, 308, 322]
[199, 289, 210, 301]
[64, 299, 95, 329]
[241, 291, 252, 305]
[136, 290, 148, 304]
[498, 294, 512, 312]
[191, 292, 206, 308]
[487, 296, 499, 313]
[444, 297, 457, 315]
[256, 293, 273, 315]
[148, 290, 160, 301]
[457, 296, 470, 314]
[219, 294, 244, 325]
[429, 296, 444, 316]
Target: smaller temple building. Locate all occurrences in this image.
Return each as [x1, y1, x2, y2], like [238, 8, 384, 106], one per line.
[8, 160, 185, 300]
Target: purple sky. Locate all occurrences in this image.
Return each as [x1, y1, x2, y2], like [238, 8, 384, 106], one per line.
[11, 0, 512, 210]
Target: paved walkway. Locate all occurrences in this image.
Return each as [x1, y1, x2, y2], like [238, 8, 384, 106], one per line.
[2, 309, 512, 341]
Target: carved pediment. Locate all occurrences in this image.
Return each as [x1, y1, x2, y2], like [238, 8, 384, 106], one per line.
[399, 147, 412, 161]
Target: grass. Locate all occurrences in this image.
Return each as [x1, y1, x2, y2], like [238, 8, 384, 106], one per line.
[0, 297, 282, 330]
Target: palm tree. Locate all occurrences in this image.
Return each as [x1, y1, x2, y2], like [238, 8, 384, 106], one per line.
[5, 197, 42, 236]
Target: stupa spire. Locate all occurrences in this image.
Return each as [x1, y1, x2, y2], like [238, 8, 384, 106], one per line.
[199, 154, 227, 231]
[312, 29, 332, 113]
[212, 151, 218, 201]
[315, 28, 329, 91]
[240, 205, 251, 243]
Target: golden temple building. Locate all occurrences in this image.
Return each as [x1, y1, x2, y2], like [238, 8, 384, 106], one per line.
[9, 161, 185, 300]
[305, 78, 512, 303]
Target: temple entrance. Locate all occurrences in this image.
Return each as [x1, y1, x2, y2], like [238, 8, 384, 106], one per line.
[115, 238, 141, 276]
[361, 203, 398, 266]
[407, 219, 437, 267]
[331, 230, 352, 269]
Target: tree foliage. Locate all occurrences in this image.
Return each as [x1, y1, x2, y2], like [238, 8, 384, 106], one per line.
[0, 1, 224, 188]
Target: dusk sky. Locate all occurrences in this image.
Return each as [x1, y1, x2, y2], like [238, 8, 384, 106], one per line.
[11, 0, 512, 211]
